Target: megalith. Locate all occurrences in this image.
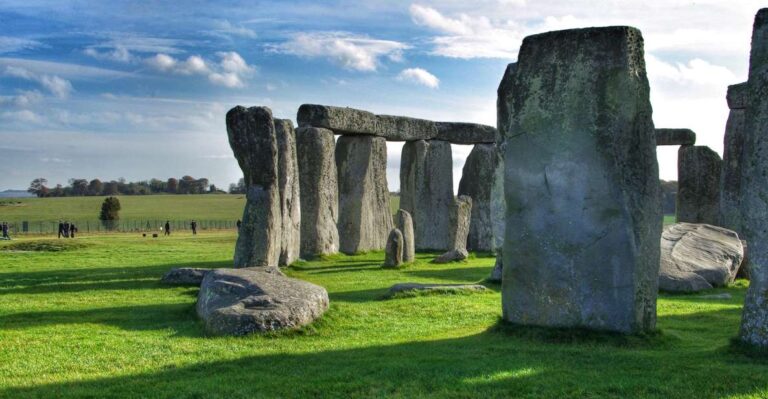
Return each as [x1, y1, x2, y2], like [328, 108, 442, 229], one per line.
[400, 140, 454, 251]
[227, 106, 282, 268]
[458, 144, 500, 251]
[296, 126, 339, 257]
[396, 209, 415, 263]
[739, 8, 768, 348]
[335, 136, 393, 254]
[448, 195, 472, 252]
[720, 82, 748, 234]
[655, 129, 696, 146]
[501, 27, 661, 334]
[676, 145, 722, 225]
[275, 119, 301, 266]
[383, 228, 404, 268]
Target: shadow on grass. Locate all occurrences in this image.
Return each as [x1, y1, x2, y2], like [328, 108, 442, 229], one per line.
[404, 267, 492, 283]
[2, 312, 766, 398]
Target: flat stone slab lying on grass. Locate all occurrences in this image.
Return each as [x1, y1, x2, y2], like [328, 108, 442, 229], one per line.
[197, 268, 329, 336]
[386, 282, 487, 297]
[161, 268, 212, 286]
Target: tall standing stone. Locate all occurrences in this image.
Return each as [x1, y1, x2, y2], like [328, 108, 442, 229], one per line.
[335, 136, 393, 254]
[740, 8, 768, 348]
[296, 126, 339, 257]
[227, 106, 282, 268]
[720, 82, 748, 234]
[458, 144, 500, 251]
[396, 209, 415, 263]
[676, 145, 722, 225]
[275, 119, 301, 266]
[501, 27, 661, 334]
[400, 140, 454, 251]
[448, 195, 472, 252]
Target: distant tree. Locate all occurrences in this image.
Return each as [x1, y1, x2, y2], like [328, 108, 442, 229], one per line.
[167, 178, 178, 194]
[27, 178, 48, 197]
[149, 178, 166, 193]
[209, 184, 217, 193]
[103, 181, 119, 196]
[88, 179, 103, 196]
[51, 184, 64, 197]
[99, 196, 121, 230]
[69, 178, 89, 196]
[229, 178, 246, 194]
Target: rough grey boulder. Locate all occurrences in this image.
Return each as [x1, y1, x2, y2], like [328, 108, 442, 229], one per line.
[400, 140, 454, 251]
[434, 122, 496, 144]
[492, 63, 515, 279]
[385, 282, 486, 297]
[383, 228, 404, 268]
[488, 254, 503, 283]
[458, 144, 499, 251]
[227, 106, 282, 268]
[720, 82, 748, 236]
[739, 8, 768, 348]
[433, 248, 468, 264]
[197, 268, 329, 336]
[396, 209, 415, 263]
[659, 223, 744, 293]
[275, 119, 301, 266]
[677, 145, 722, 225]
[296, 126, 339, 257]
[655, 128, 696, 146]
[161, 268, 211, 286]
[297, 104, 436, 141]
[501, 27, 662, 334]
[335, 136, 393, 254]
[448, 195, 472, 251]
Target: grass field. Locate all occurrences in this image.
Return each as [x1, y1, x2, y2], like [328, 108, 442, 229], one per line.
[0, 232, 766, 398]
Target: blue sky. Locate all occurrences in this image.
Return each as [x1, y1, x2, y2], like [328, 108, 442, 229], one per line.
[0, 0, 763, 192]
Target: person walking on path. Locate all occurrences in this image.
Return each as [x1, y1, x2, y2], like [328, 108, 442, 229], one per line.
[58, 221, 65, 239]
[69, 223, 76, 238]
[191, 220, 197, 235]
[63, 222, 70, 238]
[164, 221, 171, 236]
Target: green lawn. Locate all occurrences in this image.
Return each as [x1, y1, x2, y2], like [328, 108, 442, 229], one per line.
[0, 232, 766, 398]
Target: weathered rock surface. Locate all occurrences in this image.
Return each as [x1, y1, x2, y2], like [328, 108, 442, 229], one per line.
[740, 8, 768, 348]
[458, 144, 499, 251]
[659, 223, 744, 293]
[448, 195, 472, 251]
[720, 82, 748, 236]
[433, 248, 468, 264]
[383, 228, 404, 268]
[491, 63, 516, 280]
[655, 128, 696, 146]
[396, 209, 415, 263]
[197, 268, 329, 335]
[400, 140, 454, 251]
[161, 268, 211, 286]
[488, 254, 503, 282]
[677, 145, 722, 225]
[296, 126, 339, 257]
[501, 27, 662, 334]
[434, 122, 496, 144]
[227, 106, 282, 268]
[386, 282, 486, 297]
[275, 119, 301, 266]
[335, 136, 393, 254]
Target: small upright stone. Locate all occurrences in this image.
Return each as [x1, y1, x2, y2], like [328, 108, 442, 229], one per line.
[275, 119, 301, 266]
[677, 145, 722, 225]
[227, 106, 282, 268]
[501, 27, 661, 334]
[383, 228, 404, 268]
[448, 195, 472, 252]
[396, 209, 415, 263]
[296, 126, 339, 257]
[335, 136, 393, 254]
[458, 144, 500, 251]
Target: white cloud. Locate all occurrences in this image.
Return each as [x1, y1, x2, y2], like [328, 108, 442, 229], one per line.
[208, 72, 244, 88]
[0, 57, 133, 80]
[1, 109, 43, 124]
[409, 4, 522, 59]
[397, 67, 440, 88]
[145, 53, 177, 71]
[0, 36, 42, 54]
[211, 20, 257, 39]
[144, 52, 252, 88]
[84, 46, 135, 63]
[4, 66, 73, 99]
[271, 32, 409, 72]
[178, 55, 210, 75]
[217, 51, 252, 74]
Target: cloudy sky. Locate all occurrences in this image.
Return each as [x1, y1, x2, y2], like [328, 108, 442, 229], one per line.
[0, 0, 762, 192]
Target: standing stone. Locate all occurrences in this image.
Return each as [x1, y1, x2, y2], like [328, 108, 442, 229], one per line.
[502, 27, 661, 334]
[335, 136, 393, 254]
[275, 119, 301, 266]
[400, 140, 454, 251]
[396, 209, 415, 263]
[720, 82, 748, 234]
[740, 8, 768, 348]
[383, 228, 404, 268]
[458, 144, 500, 251]
[296, 126, 339, 257]
[227, 106, 282, 268]
[676, 145, 722, 225]
[448, 195, 472, 252]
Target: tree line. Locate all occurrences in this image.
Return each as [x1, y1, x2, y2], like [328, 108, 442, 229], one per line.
[28, 176, 223, 197]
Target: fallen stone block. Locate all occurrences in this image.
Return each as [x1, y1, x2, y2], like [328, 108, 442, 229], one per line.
[161, 268, 211, 286]
[385, 282, 487, 297]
